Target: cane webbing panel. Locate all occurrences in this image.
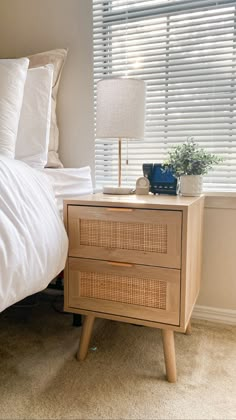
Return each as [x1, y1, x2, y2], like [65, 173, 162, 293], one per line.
[80, 219, 167, 254]
[80, 271, 167, 310]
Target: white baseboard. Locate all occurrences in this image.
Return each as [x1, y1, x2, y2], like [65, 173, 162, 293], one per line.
[192, 304, 236, 326]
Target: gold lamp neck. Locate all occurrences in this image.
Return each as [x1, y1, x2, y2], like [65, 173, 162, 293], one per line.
[118, 138, 122, 187]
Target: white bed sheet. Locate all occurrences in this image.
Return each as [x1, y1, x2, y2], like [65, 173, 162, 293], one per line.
[42, 166, 93, 216]
[0, 157, 68, 312]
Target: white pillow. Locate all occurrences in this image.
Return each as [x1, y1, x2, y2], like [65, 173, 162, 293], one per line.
[28, 48, 68, 168]
[0, 58, 29, 158]
[15, 65, 53, 169]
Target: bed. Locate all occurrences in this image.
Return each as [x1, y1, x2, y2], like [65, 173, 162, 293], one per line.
[0, 51, 93, 313]
[0, 157, 93, 313]
[42, 166, 93, 218]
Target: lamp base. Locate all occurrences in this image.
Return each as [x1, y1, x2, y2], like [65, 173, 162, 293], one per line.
[103, 186, 133, 195]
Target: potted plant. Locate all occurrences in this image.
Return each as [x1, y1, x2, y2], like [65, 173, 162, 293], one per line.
[164, 139, 222, 196]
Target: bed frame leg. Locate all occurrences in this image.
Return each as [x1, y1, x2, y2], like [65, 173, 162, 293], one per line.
[73, 314, 82, 327]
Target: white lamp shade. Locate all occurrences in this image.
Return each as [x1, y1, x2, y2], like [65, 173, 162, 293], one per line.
[96, 78, 146, 139]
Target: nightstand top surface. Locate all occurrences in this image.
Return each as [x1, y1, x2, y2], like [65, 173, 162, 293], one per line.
[64, 192, 204, 210]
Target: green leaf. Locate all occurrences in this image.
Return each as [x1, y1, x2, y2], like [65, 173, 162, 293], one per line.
[164, 139, 223, 177]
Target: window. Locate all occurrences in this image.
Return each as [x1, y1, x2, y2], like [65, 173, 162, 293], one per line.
[93, 0, 236, 191]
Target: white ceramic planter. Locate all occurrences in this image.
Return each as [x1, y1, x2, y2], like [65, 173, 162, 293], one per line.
[180, 175, 203, 196]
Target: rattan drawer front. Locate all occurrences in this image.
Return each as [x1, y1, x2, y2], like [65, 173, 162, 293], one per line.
[80, 272, 167, 309]
[68, 205, 182, 269]
[67, 258, 180, 326]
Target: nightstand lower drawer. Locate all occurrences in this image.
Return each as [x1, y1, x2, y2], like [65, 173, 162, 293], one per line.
[67, 258, 180, 326]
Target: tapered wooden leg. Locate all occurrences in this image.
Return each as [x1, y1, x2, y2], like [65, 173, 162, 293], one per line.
[162, 329, 177, 383]
[185, 320, 192, 335]
[77, 315, 95, 361]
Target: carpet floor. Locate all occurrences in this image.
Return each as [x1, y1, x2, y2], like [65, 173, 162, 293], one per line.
[0, 293, 235, 420]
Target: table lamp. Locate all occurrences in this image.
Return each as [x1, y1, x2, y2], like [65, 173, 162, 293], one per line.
[96, 78, 146, 194]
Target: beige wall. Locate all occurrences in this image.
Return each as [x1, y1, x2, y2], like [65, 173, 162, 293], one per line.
[0, 0, 94, 174]
[0, 1, 235, 313]
[198, 199, 236, 311]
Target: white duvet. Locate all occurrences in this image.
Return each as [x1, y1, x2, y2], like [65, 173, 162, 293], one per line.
[0, 156, 68, 312]
[42, 166, 93, 217]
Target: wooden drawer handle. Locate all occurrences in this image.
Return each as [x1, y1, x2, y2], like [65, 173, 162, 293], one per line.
[106, 208, 133, 212]
[107, 261, 134, 267]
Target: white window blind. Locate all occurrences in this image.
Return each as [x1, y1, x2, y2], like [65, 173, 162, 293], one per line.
[93, 0, 236, 191]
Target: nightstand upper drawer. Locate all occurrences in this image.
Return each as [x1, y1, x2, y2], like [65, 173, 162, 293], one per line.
[67, 205, 182, 269]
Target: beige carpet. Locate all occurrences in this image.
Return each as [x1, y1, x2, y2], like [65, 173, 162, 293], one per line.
[0, 293, 235, 420]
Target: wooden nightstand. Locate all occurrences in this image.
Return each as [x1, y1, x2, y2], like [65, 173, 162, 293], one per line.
[63, 193, 204, 382]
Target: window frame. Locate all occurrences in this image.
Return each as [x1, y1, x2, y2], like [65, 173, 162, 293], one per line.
[93, 0, 236, 192]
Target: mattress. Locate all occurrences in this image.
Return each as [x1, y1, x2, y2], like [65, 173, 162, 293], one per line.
[41, 166, 93, 216]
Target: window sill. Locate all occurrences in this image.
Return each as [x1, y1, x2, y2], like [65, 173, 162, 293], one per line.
[204, 193, 236, 210]
[204, 192, 236, 197]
